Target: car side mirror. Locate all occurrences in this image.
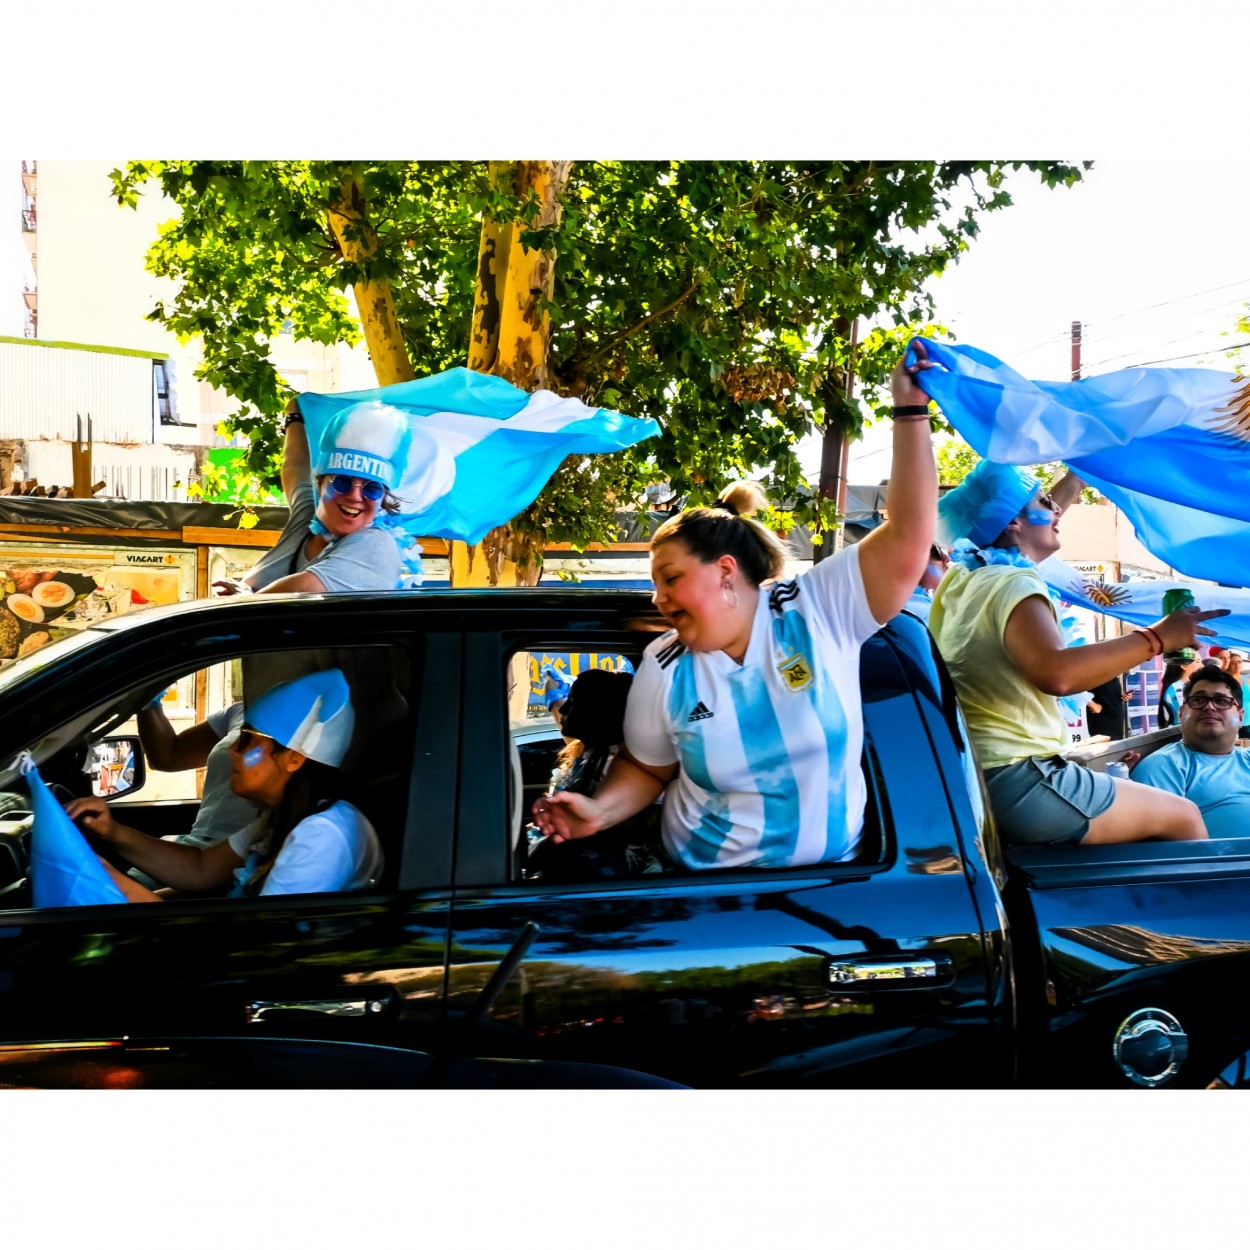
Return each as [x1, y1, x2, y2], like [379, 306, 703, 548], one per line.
[90, 736, 146, 800]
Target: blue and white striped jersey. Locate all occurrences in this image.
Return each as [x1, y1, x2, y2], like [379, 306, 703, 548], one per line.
[625, 544, 882, 870]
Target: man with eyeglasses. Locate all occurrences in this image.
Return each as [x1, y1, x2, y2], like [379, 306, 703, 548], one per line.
[1131, 668, 1250, 839]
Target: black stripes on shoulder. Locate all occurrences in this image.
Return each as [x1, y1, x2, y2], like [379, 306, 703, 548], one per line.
[656, 638, 687, 670]
[768, 580, 801, 614]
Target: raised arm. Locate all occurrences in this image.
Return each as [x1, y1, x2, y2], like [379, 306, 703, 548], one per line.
[856, 344, 939, 623]
[137, 701, 223, 771]
[1050, 470, 1085, 514]
[280, 397, 312, 502]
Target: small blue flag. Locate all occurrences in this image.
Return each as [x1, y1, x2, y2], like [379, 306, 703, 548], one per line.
[298, 368, 660, 547]
[914, 338, 1250, 587]
[24, 758, 127, 908]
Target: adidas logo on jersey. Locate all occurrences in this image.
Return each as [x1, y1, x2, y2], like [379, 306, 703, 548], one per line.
[687, 701, 713, 723]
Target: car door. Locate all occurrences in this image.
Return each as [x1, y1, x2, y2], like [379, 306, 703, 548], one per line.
[444, 624, 1006, 1088]
[0, 597, 457, 1071]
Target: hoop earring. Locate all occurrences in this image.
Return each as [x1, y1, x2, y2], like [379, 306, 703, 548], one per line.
[721, 579, 738, 609]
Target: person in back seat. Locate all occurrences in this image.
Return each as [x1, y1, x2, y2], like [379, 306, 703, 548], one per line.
[1131, 668, 1250, 839]
[930, 459, 1222, 848]
[65, 669, 382, 900]
[534, 346, 939, 870]
[527, 669, 663, 878]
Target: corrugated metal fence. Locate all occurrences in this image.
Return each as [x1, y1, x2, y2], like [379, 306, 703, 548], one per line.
[0, 339, 157, 443]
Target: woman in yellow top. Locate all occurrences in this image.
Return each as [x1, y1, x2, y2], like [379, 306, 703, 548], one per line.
[930, 460, 1224, 847]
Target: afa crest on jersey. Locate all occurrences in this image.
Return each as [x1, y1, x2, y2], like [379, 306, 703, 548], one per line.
[775, 649, 814, 693]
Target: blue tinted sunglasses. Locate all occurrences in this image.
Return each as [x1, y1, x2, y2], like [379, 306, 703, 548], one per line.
[326, 475, 385, 502]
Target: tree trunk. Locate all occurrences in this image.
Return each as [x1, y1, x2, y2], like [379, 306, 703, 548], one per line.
[327, 176, 415, 387]
[455, 159, 573, 587]
[815, 315, 858, 561]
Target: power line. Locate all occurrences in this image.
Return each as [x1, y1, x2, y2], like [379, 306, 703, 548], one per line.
[1084, 295, 1250, 352]
[1087, 327, 1245, 370]
[1104, 340, 1250, 370]
[1083, 277, 1250, 331]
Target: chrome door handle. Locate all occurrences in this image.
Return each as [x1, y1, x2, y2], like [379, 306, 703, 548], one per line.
[826, 956, 949, 987]
[245, 997, 390, 1024]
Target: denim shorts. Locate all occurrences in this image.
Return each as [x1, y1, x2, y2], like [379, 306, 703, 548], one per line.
[983, 755, 1117, 846]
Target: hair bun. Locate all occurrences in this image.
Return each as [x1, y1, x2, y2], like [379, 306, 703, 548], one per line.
[717, 481, 767, 519]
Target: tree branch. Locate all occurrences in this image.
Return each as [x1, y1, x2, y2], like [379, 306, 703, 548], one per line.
[565, 279, 700, 374]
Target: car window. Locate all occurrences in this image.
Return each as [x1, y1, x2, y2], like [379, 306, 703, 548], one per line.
[2, 641, 417, 911]
[508, 642, 891, 886]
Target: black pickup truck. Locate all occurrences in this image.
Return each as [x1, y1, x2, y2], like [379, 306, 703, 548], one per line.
[0, 588, 1246, 1089]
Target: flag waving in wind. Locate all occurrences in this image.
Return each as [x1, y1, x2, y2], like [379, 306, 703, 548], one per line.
[22, 755, 127, 908]
[298, 368, 660, 547]
[913, 338, 1250, 587]
[1037, 556, 1250, 654]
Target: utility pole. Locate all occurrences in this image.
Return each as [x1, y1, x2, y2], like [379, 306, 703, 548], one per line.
[1071, 319, 1082, 381]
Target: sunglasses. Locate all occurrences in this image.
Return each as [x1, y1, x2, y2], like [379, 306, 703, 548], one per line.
[326, 475, 386, 502]
[234, 727, 277, 754]
[1185, 693, 1240, 711]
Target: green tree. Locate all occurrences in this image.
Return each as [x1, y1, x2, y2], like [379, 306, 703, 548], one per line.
[112, 160, 1089, 561]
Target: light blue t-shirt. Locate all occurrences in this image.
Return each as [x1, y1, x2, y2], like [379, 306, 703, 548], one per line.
[1133, 741, 1250, 840]
[904, 588, 933, 623]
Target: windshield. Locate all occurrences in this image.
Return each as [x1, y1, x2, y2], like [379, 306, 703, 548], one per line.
[0, 625, 114, 695]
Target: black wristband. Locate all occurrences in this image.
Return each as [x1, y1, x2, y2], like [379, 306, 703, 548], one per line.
[891, 404, 930, 418]
[284, 412, 305, 430]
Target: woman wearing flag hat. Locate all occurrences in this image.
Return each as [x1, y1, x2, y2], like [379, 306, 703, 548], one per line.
[64, 669, 383, 900]
[214, 400, 409, 595]
[929, 460, 1225, 847]
[534, 348, 941, 871]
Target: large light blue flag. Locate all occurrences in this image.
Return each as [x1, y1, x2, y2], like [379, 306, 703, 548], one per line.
[23, 757, 127, 908]
[1038, 556, 1250, 652]
[297, 368, 660, 547]
[914, 338, 1250, 586]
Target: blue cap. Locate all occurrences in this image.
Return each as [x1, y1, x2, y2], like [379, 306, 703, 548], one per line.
[314, 401, 414, 491]
[247, 669, 354, 767]
[937, 460, 1039, 548]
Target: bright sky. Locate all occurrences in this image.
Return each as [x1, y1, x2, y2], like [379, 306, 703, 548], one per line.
[805, 159, 1250, 483]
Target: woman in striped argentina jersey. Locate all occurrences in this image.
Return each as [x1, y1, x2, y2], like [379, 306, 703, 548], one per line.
[532, 348, 939, 870]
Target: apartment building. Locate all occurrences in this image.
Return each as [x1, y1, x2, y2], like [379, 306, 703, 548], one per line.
[2, 159, 376, 499]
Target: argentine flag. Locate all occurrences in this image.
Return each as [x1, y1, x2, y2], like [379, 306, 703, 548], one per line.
[914, 338, 1250, 587]
[298, 368, 660, 546]
[1038, 556, 1250, 653]
[23, 757, 127, 909]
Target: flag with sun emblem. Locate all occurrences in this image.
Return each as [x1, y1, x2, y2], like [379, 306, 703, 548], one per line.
[1037, 556, 1250, 651]
[912, 338, 1250, 587]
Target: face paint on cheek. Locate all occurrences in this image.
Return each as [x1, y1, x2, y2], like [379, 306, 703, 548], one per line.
[242, 746, 266, 768]
[1024, 508, 1053, 527]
